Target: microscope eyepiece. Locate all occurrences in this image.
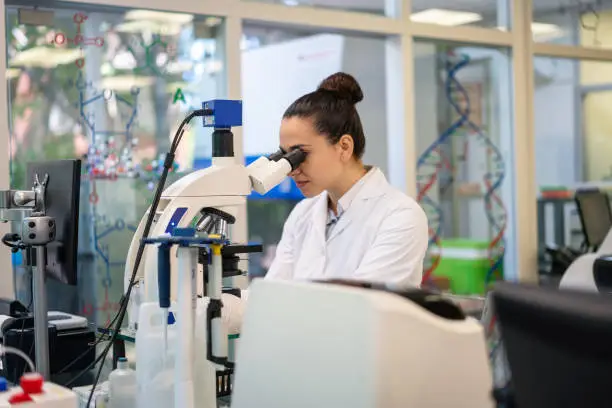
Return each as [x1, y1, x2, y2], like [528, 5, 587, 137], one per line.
[247, 148, 307, 195]
[283, 149, 307, 170]
[268, 149, 284, 162]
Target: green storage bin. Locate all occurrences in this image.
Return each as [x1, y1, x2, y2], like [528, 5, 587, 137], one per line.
[431, 239, 503, 295]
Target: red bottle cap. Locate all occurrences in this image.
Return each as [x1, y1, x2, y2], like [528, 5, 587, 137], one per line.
[20, 373, 44, 394]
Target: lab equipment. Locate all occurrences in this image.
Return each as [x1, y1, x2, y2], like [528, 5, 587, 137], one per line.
[0, 299, 27, 317]
[574, 188, 612, 251]
[124, 99, 306, 303]
[25, 160, 81, 285]
[232, 279, 494, 408]
[559, 190, 612, 292]
[121, 99, 305, 408]
[1, 312, 94, 384]
[492, 282, 612, 408]
[593, 254, 612, 291]
[560, 227, 612, 292]
[140, 228, 227, 408]
[0, 372, 78, 407]
[0, 159, 81, 380]
[136, 296, 216, 408]
[108, 357, 136, 408]
[265, 167, 428, 288]
[156, 240, 171, 353]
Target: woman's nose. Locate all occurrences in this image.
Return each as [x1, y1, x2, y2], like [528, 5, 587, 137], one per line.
[288, 166, 302, 177]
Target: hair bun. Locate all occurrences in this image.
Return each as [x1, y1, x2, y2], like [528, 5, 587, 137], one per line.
[317, 72, 364, 104]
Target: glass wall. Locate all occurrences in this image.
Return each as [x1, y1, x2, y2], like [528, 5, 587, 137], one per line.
[414, 42, 514, 295]
[242, 0, 397, 17]
[534, 57, 612, 186]
[532, 0, 610, 47]
[6, 4, 226, 326]
[535, 56, 612, 254]
[241, 23, 398, 278]
[411, 0, 509, 29]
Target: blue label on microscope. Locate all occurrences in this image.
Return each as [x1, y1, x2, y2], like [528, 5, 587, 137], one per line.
[165, 207, 188, 234]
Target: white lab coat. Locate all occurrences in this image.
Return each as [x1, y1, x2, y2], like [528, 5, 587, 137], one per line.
[266, 168, 429, 288]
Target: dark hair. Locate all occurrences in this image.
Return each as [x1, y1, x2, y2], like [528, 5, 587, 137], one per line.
[283, 72, 366, 159]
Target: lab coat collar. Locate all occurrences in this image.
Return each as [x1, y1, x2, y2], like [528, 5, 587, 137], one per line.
[315, 167, 388, 242]
[352, 166, 386, 200]
[333, 166, 378, 217]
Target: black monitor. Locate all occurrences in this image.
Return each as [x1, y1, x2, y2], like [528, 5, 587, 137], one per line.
[574, 188, 612, 250]
[26, 160, 81, 285]
[493, 282, 612, 408]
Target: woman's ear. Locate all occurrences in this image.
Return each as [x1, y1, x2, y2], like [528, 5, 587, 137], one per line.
[338, 134, 354, 161]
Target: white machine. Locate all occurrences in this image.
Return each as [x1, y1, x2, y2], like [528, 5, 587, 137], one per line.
[123, 100, 306, 408]
[232, 279, 494, 408]
[559, 227, 612, 292]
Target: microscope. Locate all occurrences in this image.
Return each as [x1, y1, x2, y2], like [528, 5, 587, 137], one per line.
[124, 100, 305, 408]
[124, 100, 305, 303]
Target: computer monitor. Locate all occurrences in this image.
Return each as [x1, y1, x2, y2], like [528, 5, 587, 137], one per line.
[493, 282, 612, 408]
[574, 188, 612, 251]
[26, 160, 81, 286]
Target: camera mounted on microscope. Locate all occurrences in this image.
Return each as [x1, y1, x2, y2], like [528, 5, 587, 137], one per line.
[201, 99, 307, 195]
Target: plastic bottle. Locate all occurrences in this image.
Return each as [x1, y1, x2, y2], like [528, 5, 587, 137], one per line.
[109, 357, 137, 408]
[136, 299, 216, 408]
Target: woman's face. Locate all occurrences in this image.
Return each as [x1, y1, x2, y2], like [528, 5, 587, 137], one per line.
[279, 116, 345, 198]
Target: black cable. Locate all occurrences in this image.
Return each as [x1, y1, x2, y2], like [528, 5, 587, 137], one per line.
[56, 295, 125, 378]
[64, 344, 109, 387]
[57, 334, 111, 377]
[2, 233, 22, 252]
[64, 110, 205, 386]
[85, 109, 206, 406]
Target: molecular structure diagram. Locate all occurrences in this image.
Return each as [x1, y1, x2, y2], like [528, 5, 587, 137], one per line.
[50, 12, 104, 69]
[127, 35, 176, 76]
[81, 214, 136, 325]
[68, 71, 140, 324]
[69, 71, 140, 184]
[416, 52, 507, 288]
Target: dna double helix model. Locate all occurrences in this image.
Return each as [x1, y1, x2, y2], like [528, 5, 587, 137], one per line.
[416, 52, 507, 286]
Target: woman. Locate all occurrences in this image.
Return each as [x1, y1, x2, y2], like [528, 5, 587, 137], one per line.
[265, 72, 429, 288]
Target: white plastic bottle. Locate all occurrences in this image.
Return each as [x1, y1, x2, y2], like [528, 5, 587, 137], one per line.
[109, 357, 137, 408]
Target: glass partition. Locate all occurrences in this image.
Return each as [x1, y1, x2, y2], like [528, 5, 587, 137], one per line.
[532, 0, 611, 48]
[414, 41, 515, 295]
[6, 4, 226, 326]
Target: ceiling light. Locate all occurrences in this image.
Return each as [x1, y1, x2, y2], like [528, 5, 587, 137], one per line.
[204, 17, 222, 27]
[124, 10, 193, 24]
[531, 22, 564, 41]
[97, 75, 155, 92]
[6, 68, 21, 80]
[410, 8, 482, 26]
[114, 20, 182, 36]
[10, 47, 81, 68]
[166, 60, 194, 74]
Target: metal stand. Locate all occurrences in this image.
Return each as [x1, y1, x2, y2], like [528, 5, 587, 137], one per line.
[0, 174, 55, 379]
[32, 245, 50, 379]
